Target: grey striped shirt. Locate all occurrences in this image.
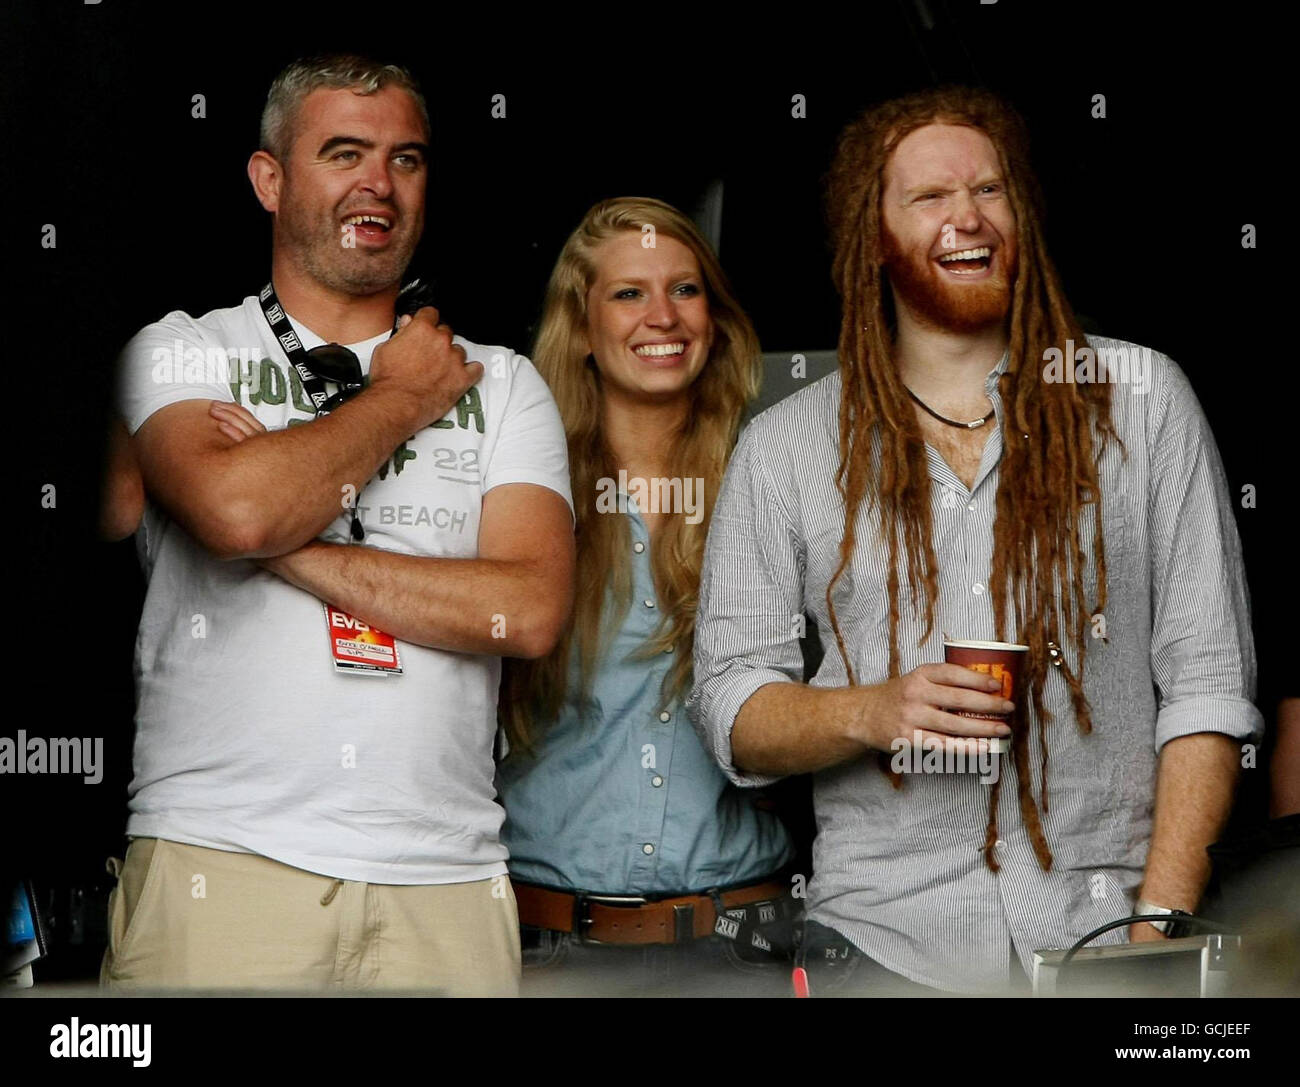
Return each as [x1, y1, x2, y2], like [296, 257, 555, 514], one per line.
[688, 338, 1263, 992]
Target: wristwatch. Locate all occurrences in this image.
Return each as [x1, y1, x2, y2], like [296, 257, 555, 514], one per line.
[1134, 899, 1194, 938]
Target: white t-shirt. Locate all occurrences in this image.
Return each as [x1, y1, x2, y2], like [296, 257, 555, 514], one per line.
[117, 295, 573, 884]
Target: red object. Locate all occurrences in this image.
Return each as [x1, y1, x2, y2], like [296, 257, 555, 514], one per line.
[324, 603, 402, 674]
[943, 639, 1027, 720]
[791, 966, 810, 998]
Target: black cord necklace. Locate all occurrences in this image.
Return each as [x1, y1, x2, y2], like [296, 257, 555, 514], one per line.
[905, 386, 995, 429]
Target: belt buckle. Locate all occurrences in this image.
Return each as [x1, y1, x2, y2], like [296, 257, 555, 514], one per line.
[572, 892, 648, 945]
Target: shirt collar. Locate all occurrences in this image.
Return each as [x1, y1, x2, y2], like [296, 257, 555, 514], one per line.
[293, 319, 390, 355]
[984, 348, 1011, 396]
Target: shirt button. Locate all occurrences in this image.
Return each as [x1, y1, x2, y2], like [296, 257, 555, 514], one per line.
[972, 583, 985, 595]
[995, 839, 1006, 848]
[642, 843, 655, 855]
[967, 502, 976, 512]
[633, 541, 645, 553]
[644, 599, 655, 609]
[659, 710, 671, 722]
[651, 776, 664, 788]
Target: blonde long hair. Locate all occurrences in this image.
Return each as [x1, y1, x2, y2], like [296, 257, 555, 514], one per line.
[501, 197, 761, 753]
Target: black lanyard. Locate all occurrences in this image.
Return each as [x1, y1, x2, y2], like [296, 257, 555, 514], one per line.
[258, 281, 334, 413]
[257, 278, 438, 411]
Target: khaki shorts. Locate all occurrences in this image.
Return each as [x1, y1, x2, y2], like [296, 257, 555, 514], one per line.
[100, 837, 520, 995]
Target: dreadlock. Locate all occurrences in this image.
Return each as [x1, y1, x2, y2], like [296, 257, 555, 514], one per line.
[823, 86, 1126, 873]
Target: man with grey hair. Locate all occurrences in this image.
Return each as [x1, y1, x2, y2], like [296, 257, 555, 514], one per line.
[102, 55, 575, 995]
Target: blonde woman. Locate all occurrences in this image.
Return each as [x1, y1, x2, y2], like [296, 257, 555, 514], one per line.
[497, 197, 795, 996]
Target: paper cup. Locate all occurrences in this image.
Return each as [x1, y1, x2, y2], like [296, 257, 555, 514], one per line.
[943, 639, 1028, 754]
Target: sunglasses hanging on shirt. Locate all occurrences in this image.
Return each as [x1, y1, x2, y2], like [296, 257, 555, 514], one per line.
[257, 278, 439, 541]
[297, 343, 365, 414]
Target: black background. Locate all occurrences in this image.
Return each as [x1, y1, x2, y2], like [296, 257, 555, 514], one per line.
[3, 0, 1284, 976]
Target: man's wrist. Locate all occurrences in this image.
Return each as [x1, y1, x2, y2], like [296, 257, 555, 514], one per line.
[1134, 898, 1195, 936]
[356, 382, 424, 437]
[848, 684, 885, 753]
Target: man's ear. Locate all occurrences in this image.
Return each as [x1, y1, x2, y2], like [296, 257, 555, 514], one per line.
[247, 151, 283, 213]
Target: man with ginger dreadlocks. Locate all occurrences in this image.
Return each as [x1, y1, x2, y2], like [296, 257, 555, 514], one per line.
[688, 86, 1261, 994]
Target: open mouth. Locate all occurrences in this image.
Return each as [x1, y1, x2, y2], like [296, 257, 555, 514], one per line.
[633, 341, 688, 364]
[343, 213, 393, 243]
[936, 246, 992, 275]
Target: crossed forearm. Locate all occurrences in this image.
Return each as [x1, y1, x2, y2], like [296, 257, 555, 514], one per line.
[206, 390, 422, 557]
[260, 540, 559, 658]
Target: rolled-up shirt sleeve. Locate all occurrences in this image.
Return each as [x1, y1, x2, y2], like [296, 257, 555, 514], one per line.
[688, 426, 807, 787]
[1147, 358, 1263, 750]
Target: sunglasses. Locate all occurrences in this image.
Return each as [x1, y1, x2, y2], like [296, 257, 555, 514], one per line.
[304, 343, 365, 416]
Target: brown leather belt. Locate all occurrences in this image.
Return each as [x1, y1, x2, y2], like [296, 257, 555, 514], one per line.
[512, 878, 789, 946]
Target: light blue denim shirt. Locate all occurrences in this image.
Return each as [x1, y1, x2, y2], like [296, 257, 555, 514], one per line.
[497, 496, 794, 896]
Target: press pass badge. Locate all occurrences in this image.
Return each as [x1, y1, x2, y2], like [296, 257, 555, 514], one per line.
[324, 604, 403, 675]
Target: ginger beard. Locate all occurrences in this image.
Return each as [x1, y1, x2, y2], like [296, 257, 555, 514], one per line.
[881, 223, 1018, 334]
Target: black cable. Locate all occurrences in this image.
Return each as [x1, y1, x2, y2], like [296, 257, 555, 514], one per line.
[1060, 912, 1228, 969]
